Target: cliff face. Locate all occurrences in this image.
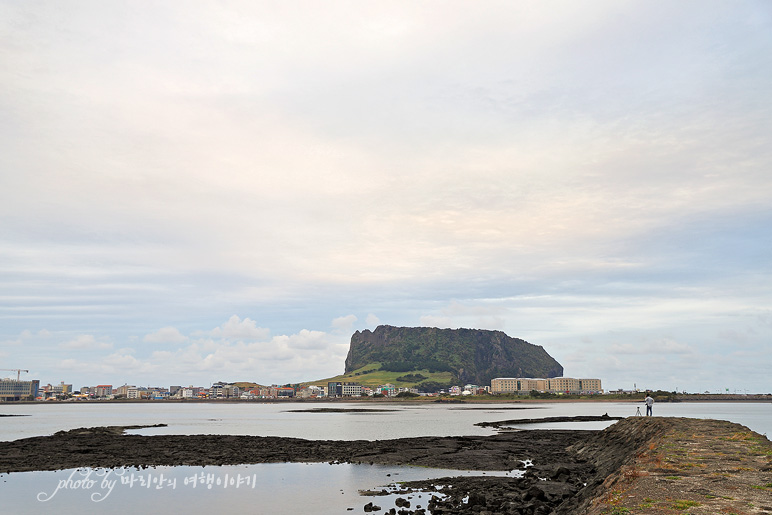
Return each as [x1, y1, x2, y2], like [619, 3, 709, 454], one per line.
[345, 325, 563, 385]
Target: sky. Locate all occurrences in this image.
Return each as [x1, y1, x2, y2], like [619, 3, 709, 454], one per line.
[1, 1, 771, 393]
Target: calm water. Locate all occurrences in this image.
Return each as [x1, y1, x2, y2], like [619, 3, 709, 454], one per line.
[2, 400, 770, 442]
[1, 463, 520, 515]
[1, 401, 770, 514]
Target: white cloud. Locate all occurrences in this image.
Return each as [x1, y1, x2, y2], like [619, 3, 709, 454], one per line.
[419, 316, 453, 329]
[331, 315, 358, 333]
[60, 334, 113, 351]
[1, 329, 52, 346]
[209, 315, 270, 340]
[58, 358, 92, 372]
[365, 313, 381, 327]
[608, 338, 694, 356]
[283, 329, 332, 350]
[97, 327, 353, 384]
[143, 327, 187, 344]
[103, 352, 146, 371]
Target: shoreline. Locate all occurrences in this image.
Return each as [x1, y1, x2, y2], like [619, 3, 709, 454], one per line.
[4, 394, 771, 407]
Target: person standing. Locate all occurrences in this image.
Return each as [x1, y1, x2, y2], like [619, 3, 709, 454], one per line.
[645, 393, 654, 416]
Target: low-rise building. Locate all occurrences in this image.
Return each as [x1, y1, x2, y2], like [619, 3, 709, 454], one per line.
[0, 379, 40, 401]
[328, 382, 343, 398]
[178, 386, 203, 399]
[114, 384, 135, 398]
[39, 382, 72, 400]
[491, 377, 603, 395]
[549, 377, 581, 393]
[342, 383, 362, 397]
[94, 385, 113, 398]
[297, 385, 325, 398]
[272, 386, 295, 398]
[376, 384, 396, 397]
[577, 378, 603, 394]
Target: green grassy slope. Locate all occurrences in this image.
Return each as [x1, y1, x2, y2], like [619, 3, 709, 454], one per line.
[304, 363, 454, 389]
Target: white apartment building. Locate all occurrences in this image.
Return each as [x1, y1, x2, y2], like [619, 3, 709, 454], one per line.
[491, 377, 603, 394]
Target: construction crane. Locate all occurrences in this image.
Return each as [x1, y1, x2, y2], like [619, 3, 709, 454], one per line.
[0, 369, 29, 381]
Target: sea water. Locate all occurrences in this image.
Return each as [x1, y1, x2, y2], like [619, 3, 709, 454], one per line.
[1, 463, 521, 515]
[3, 400, 769, 442]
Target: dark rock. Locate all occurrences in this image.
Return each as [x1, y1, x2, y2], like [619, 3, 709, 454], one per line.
[524, 486, 546, 501]
[467, 491, 486, 506]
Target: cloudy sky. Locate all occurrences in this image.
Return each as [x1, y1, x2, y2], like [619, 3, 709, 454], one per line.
[2, 1, 771, 393]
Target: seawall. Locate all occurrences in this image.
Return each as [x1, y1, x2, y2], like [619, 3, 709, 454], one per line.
[566, 417, 772, 514]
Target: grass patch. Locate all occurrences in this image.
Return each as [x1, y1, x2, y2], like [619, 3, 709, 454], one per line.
[724, 432, 755, 441]
[638, 498, 656, 508]
[305, 363, 454, 389]
[671, 499, 700, 510]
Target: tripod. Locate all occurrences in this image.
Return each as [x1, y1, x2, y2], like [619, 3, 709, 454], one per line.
[635, 406, 642, 416]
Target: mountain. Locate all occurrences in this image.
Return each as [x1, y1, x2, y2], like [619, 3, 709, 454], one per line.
[344, 325, 563, 386]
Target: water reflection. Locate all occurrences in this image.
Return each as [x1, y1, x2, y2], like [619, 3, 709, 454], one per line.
[2, 462, 521, 515]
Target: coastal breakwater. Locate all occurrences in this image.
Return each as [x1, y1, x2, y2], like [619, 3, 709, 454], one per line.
[1, 417, 769, 514]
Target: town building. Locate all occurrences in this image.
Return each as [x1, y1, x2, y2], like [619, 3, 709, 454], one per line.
[211, 382, 240, 399]
[376, 384, 396, 397]
[176, 386, 204, 399]
[39, 381, 73, 400]
[94, 385, 113, 398]
[271, 386, 295, 398]
[0, 379, 40, 401]
[491, 377, 603, 395]
[114, 384, 135, 398]
[342, 383, 362, 397]
[328, 381, 343, 397]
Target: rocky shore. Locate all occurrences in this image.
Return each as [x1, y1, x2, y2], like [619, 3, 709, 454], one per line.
[1, 417, 769, 514]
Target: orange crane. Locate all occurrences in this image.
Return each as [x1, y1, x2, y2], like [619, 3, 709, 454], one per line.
[0, 369, 29, 381]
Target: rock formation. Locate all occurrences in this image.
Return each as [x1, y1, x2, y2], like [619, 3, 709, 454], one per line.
[344, 325, 563, 386]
